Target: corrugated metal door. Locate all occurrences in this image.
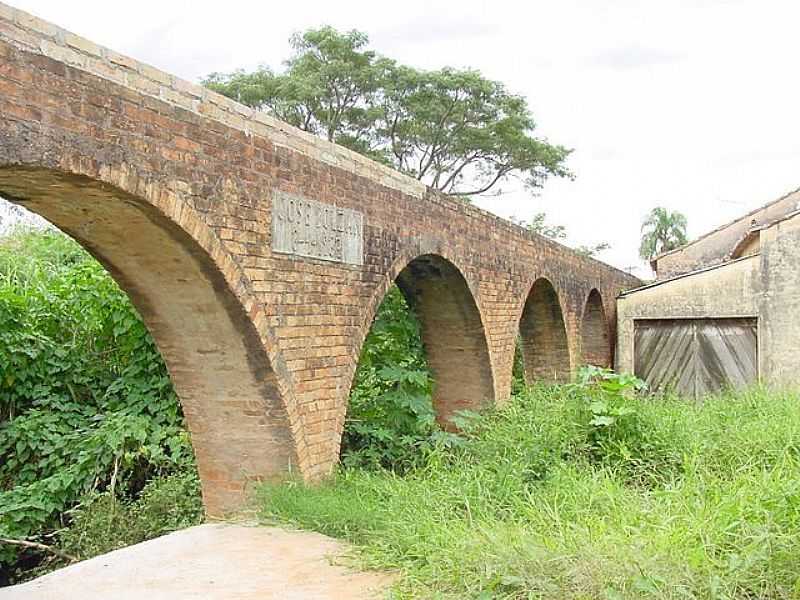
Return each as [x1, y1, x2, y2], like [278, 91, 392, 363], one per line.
[634, 318, 757, 397]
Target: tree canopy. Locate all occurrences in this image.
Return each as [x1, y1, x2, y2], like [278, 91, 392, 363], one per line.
[639, 207, 688, 261]
[204, 26, 571, 198]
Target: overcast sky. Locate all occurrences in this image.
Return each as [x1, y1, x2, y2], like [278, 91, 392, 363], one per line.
[9, 0, 800, 275]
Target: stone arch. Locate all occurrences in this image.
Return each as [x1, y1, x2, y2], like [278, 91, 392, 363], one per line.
[580, 289, 611, 368]
[349, 252, 495, 430]
[0, 166, 300, 517]
[518, 277, 571, 382]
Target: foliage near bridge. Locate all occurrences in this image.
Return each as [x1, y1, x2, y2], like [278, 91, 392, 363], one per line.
[205, 27, 571, 198]
[260, 377, 800, 599]
[0, 229, 444, 582]
[0, 231, 201, 583]
[8, 230, 796, 598]
[344, 285, 437, 470]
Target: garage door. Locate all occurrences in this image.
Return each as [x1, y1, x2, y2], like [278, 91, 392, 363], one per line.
[634, 318, 758, 398]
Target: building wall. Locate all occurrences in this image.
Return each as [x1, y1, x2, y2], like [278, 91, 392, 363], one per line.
[618, 212, 800, 388]
[653, 188, 800, 278]
[616, 256, 761, 376]
[732, 233, 761, 259]
[759, 213, 800, 386]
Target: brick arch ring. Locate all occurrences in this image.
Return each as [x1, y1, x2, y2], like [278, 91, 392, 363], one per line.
[334, 247, 498, 454]
[512, 275, 575, 384]
[0, 160, 307, 517]
[579, 287, 612, 368]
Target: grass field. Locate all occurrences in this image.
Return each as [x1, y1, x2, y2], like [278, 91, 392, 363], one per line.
[258, 382, 800, 599]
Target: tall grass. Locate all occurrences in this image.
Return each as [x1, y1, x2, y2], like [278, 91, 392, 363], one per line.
[258, 385, 800, 599]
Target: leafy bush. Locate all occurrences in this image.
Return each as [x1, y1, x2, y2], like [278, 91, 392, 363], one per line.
[572, 366, 685, 485]
[0, 230, 198, 582]
[57, 471, 203, 561]
[342, 285, 440, 471]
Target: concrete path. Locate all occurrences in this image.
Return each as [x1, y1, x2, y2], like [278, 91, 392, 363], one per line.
[0, 524, 393, 600]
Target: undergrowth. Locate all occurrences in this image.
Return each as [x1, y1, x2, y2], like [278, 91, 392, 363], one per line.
[343, 285, 456, 471]
[0, 229, 200, 584]
[5, 228, 800, 598]
[260, 376, 800, 599]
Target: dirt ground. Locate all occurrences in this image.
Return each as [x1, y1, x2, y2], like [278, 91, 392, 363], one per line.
[0, 523, 393, 600]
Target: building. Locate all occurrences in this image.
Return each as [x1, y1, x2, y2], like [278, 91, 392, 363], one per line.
[616, 188, 800, 396]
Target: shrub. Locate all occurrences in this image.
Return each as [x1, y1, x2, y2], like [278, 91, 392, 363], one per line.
[259, 384, 800, 599]
[342, 285, 440, 471]
[0, 230, 198, 581]
[57, 471, 203, 561]
[572, 366, 685, 485]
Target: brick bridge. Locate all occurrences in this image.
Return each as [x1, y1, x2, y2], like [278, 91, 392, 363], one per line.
[0, 4, 640, 515]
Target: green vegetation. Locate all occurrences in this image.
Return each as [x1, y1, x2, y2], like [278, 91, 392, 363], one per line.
[4, 229, 800, 599]
[205, 27, 571, 198]
[0, 230, 201, 584]
[56, 471, 202, 562]
[259, 372, 800, 599]
[639, 207, 689, 261]
[343, 285, 469, 472]
[343, 285, 439, 471]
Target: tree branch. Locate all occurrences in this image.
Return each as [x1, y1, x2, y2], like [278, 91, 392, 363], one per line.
[448, 167, 511, 196]
[438, 152, 483, 192]
[0, 538, 78, 562]
[418, 95, 460, 178]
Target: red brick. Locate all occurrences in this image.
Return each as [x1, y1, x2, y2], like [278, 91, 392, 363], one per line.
[0, 19, 640, 518]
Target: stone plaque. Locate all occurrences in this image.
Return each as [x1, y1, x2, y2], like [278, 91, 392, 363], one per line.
[272, 191, 363, 265]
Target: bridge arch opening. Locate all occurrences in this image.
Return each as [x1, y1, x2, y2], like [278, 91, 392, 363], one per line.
[344, 254, 494, 467]
[395, 255, 495, 425]
[0, 167, 296, 517]
[518, 278, 571, 383]
[580, 289, 611, 368]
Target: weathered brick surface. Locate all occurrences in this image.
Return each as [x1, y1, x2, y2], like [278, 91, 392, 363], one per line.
[0, 3, 639, 515]
[580, 289, 612, 369]
[519, 278, 571, 382]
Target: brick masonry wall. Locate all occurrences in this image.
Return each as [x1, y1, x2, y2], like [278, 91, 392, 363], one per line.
[0, 3, 640, 514]
[519, 278, 572, 382]
[581, 289, 612, 368]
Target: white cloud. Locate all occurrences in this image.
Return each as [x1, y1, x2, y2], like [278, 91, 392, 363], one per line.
[588, 44, 684, 70]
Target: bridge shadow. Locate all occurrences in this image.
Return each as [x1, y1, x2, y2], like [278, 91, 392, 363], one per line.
[395, 255, 495, 426]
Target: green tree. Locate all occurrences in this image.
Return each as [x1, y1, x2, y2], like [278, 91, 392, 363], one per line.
[205, 28, 388, 159]
[204, 27, 571, 197]
[511, 212, 610, 257]
[511, 211, 567, 240]
[575, 242, 611, 258]
[639, 207, 688, 261]
[0, 230, 197, 582]
[343, 286, 439, 471]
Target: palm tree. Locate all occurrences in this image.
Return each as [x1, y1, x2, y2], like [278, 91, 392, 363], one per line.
[639, 207, 688, 261]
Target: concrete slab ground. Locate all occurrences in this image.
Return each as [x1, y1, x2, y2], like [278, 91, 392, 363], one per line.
[0, 524, 393, 600]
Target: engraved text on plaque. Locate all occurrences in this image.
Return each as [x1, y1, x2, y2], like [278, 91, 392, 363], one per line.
[272, 191, 364, 265]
